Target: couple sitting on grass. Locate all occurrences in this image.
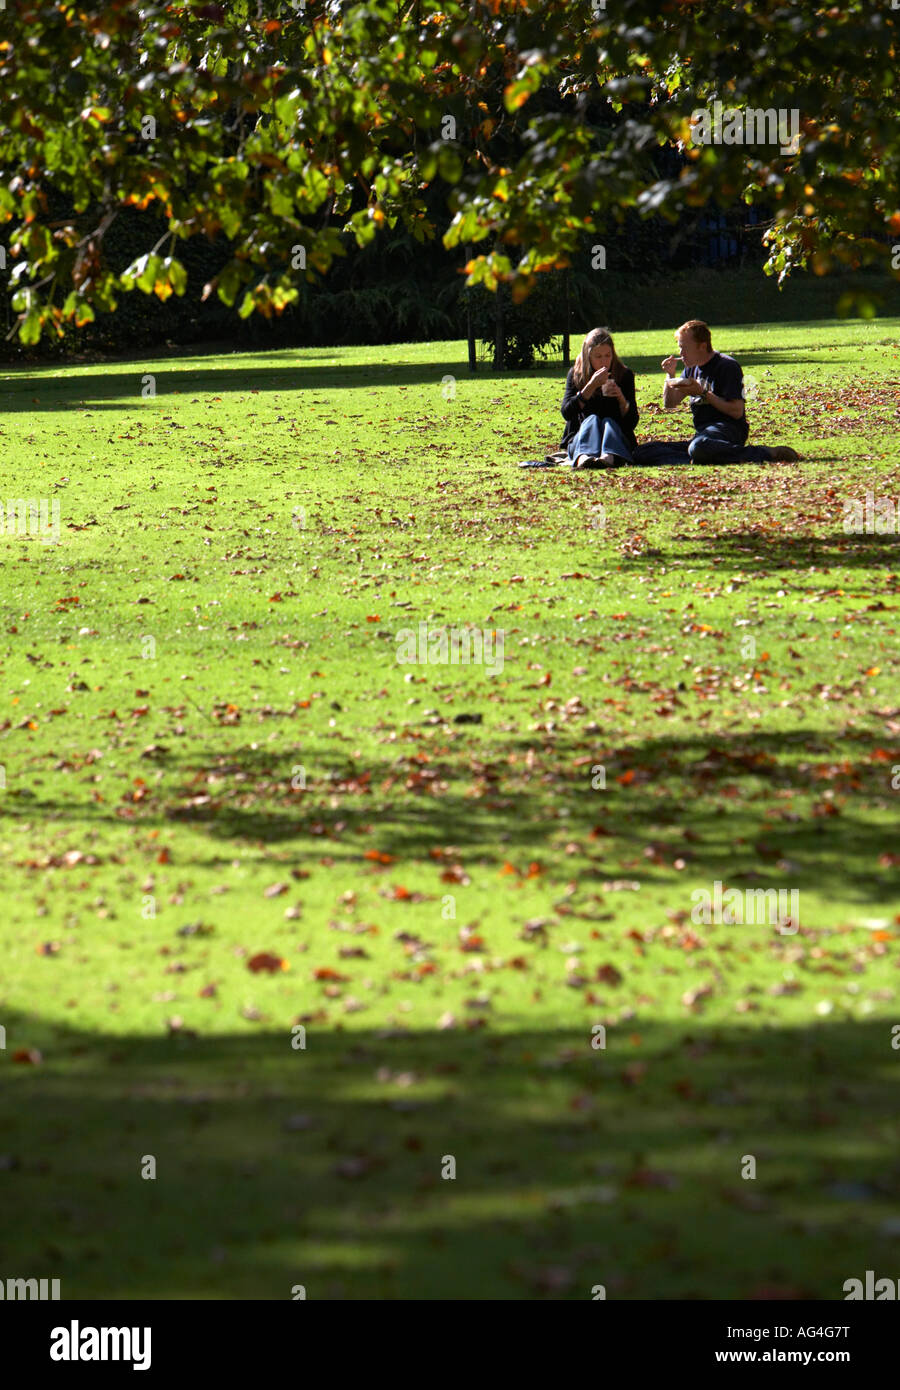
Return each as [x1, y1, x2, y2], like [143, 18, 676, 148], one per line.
[541, 320, 800, 468]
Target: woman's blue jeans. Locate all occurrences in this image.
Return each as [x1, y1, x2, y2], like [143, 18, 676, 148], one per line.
[567, 414, 633, 463]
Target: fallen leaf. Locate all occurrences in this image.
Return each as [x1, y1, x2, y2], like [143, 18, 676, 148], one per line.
[12, 1048, 42, 1065]
[247, 953, 289, 973]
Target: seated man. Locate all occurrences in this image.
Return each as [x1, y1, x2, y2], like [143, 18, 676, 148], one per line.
[633, 320, 801, 466]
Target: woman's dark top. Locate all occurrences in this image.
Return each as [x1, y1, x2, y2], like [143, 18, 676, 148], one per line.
[560, 366, 639, 450]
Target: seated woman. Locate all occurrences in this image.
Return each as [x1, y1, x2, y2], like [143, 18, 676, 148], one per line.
[560, 327, 638, 468]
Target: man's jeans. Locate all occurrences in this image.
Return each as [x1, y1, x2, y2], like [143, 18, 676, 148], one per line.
[567, 414, 634, 462]
[633, 419, 772, 466]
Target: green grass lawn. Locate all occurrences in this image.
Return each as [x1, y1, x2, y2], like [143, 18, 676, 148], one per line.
[1, 319, 899, 1300]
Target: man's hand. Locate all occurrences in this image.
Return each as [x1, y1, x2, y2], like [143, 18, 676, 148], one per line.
[581, 367, 608, 399]
[680, 377, 705, 396]
[661, 354, 682, 377]
[663, 370, 691, 411]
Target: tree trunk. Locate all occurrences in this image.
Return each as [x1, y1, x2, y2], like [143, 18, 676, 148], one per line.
[563, 267, 570, 368]
[465, 245, 476, 372]
[494, 286, 504, 370]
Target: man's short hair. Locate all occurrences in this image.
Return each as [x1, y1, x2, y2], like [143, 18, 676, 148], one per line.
[677, 319, 712, 348]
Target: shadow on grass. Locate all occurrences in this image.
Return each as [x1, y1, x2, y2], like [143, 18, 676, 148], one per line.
[615, 530, 900, 571]
[610, 456, 822, 471]
[2, 1009, 897, 1299]
[1, 347, 840, 410]
[6, 729, 898, 903]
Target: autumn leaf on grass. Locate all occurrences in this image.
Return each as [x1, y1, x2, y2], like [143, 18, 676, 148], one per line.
[364, 849, 394, 865]
[167, 1016, 198, 1036]
[381, 884, 427, 902]
[12, 1049, 42, 1064]
[596, 964, 623, 986]
[57, 850, 100, 868]
[500, 860, 543, 879]
[140, 744, 169, 761]
[394, 930, 426, 949]
[624, 1168, 678, 1190]
[264, 881, 289, 898]
[247, 953, 289, 973]
[176, 921, 215, 937]
[312, 967, 349, 982]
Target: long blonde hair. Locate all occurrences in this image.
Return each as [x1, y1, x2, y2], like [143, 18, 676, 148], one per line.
[572, 327, 626, 388]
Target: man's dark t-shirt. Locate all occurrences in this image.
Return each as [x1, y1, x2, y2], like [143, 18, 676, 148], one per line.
[682, 351, 748, 441]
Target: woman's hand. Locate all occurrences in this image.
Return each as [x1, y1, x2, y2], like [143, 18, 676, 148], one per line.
[601, 379, 627, 413]
[581, 367, 608, 399]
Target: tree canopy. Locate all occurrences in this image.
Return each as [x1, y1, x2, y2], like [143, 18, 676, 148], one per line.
[1, 0, 898, 343]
